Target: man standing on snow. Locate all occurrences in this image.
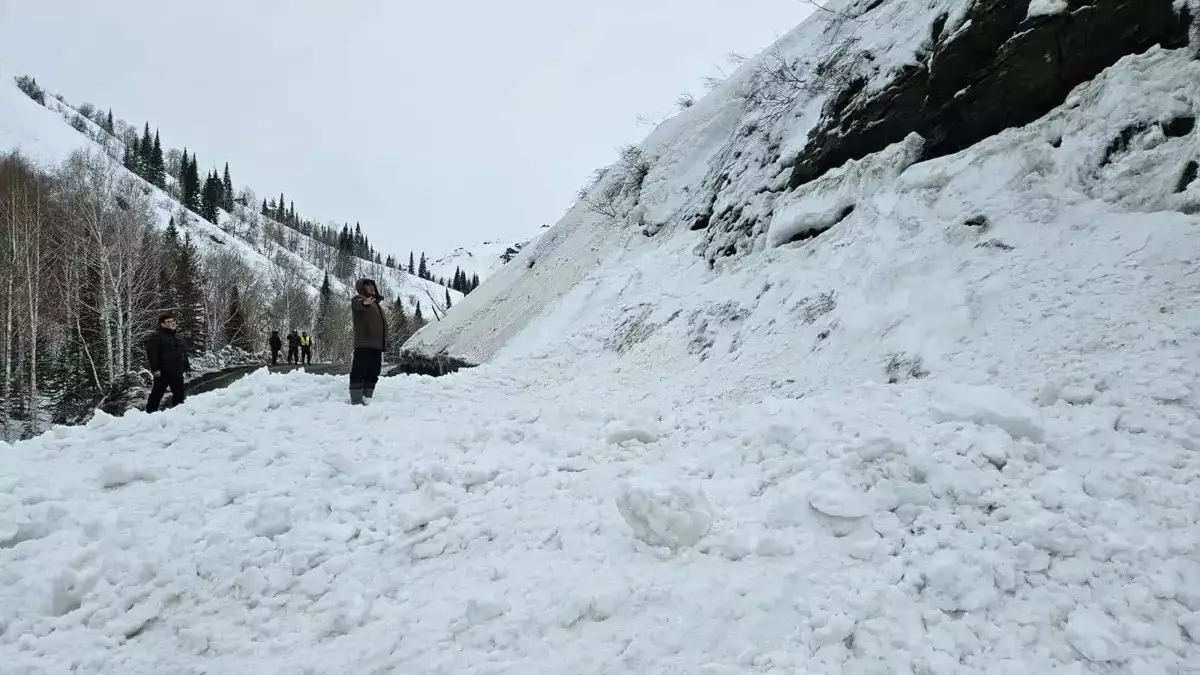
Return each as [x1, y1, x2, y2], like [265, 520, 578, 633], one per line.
[145, 313, 191, 413]
[268, 330, 282, 366]
[300, 331, 313, 365]
[286, 329, 301, 365]
[349, 278, 388, 405]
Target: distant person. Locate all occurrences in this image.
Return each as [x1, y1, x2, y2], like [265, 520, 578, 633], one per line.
[349, 278, 388, 405]
[269, 330, 282, 366]
[145, 313, 191, 413]
[286, 329, 301, 365]
[300, 331, 313, 365]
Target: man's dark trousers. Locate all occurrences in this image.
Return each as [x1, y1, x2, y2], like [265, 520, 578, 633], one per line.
[349, 347, 383, 399]
[146, 372, 186, 412]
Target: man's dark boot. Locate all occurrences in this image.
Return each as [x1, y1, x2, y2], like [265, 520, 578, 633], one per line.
[349, 388, 364, 405]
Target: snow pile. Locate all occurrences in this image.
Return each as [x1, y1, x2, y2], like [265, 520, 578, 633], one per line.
[3, 360, 1198, 673]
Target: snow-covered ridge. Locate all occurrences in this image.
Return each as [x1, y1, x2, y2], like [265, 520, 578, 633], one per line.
[0, 72, 457, 313]
[430, 235, 544, 283]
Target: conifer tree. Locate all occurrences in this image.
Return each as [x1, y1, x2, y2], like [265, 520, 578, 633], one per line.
[445, 288, 452, 310]
[471, 273, 480, 292]
[103, 109, 114, 135]
[222, 163, 234, 211]
[417, 252, 429, 280]
[182, 154, 201, 211]
[139, 123, 153, 174]
[151, 130, 165, 187]
[408, 252, 415, 275]
[314, 271, 339, 361]
[276, 193, 286, 221]
[388, 300, 410, 358]
[174, 232, 208, 353]
[226, 285, 251, 350]
[200, 171, 222, 223]
[413, 301, 424, 324]
[179, 148, 189, 184]
[261, 198, 269, 216]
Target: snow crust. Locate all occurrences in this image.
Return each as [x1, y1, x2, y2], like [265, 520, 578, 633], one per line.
[1028, 0, 1070, 18]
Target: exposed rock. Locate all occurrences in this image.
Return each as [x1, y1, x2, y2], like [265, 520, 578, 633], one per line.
[787, 0, 1192, 190]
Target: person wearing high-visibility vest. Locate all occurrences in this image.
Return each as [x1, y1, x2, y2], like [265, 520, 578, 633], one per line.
[299, 332, 313, 365]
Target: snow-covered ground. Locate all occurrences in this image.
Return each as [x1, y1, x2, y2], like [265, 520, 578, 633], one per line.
[4, 0, 1200, 673]
[0, 71, 456, 313]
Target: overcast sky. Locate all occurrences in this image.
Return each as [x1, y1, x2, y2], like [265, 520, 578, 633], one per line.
[0, 0, 813, 257]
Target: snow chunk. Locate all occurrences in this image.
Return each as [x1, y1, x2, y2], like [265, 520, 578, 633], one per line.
[931, 383, 1045, 442]
[100, 461, 154, 488]
[1027, 0, 1068, 18]
[1066, 607, 1125, 662]
[616, 481, 714, 549]
[464, 597, 510, 625]
[807, 471, 872, 519]
[766, 133, 924, 248]
[1150, 381, 1190, 403]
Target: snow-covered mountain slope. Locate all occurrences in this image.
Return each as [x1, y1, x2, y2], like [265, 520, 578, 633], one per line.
[410, 0, 1197, 362]
[5, 2, 1200, 674]
[0, 73, 456, 312]
[431, 234, 543, 282]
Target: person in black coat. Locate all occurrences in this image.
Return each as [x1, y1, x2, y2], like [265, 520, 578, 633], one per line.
[145, 314, 191, 413]
[269, 330, 283, 365]
[286, 330, 301, 365]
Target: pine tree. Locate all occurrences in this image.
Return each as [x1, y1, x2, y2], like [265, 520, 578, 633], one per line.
[472, 273, 480, 292]
[413, 301, 424, 324]
[182, 154, 201, 211]
[445, 288, 452, 310]
[314, 271, 338, 361]
[226, 286, 251, 350]
[200, 172, 222, 223]
[124, 137, 140, 172]
[408, 252, 415, 275]
[174, 233, 207, 353]
[276, 193, 286, 221]
[222, 163, 234, 211]
[179, 148, 189, 184]
[288, 201, 295, 225]
[388, 300, 410, 358]
[137, 123, 152, 172]
[261, 198, 269, 216]
[151, 130, 165, 186]
[103, 109, 114, 135]
[418, 253, 428, 280]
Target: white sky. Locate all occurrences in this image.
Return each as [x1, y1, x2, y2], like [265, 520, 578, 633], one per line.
[0, 0, 814, 257]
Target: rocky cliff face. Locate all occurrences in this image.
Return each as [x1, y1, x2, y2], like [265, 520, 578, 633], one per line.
[701, 0, 1194, 261]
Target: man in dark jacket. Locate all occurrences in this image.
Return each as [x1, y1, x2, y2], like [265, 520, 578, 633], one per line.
[145, 313, 191, 413]
[286, 330, 301, 364]
[269, 330, 282, 365]
[349, 278, 388, 405]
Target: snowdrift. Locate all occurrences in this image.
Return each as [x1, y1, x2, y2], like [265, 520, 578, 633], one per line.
[5, 0, 1200, 673]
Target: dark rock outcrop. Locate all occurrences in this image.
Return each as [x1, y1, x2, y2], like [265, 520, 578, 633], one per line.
[385, 351, 476, 378]
[788, 0, 1193, 189]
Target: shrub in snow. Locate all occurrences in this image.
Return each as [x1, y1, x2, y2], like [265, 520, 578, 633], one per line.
[14, 75, 45, 105]
[616, 481, 714, 549]
[885, 352, 929, 383]
[68, 115, 89, 133]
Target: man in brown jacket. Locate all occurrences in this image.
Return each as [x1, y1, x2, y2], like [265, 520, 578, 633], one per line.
[349, 278, 388, 405]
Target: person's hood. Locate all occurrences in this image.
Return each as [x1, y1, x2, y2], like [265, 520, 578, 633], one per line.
[355, 278, 378, 297]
